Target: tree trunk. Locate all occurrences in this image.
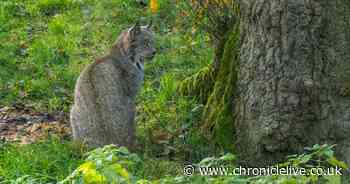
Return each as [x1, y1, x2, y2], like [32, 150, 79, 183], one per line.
[235, 0, 350, 167]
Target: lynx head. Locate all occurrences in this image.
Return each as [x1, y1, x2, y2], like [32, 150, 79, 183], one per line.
[112, 21, 156, 71]
[129, 22, 156, 70]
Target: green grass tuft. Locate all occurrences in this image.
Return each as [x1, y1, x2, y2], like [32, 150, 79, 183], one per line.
[0, 137, 84, 183]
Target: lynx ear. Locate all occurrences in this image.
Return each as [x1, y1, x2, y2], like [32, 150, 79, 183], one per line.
[130, 21, 141, 40]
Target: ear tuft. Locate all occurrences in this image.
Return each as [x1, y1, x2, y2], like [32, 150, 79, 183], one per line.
[130, 21, 141, 40]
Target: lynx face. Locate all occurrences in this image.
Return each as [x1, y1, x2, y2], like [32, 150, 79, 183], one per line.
[128, 24, 156, 71]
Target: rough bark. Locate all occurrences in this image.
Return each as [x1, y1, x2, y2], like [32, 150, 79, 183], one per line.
[235, 0, 350, 167]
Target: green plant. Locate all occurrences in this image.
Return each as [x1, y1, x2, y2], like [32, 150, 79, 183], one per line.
[35, 0, 77, 16]
[250, 144, 349, 184]
[61, 144, 349, 184]
[0, 175, 41, 184]
[61, 145, 141, 184]
[0, 137, 84, 183]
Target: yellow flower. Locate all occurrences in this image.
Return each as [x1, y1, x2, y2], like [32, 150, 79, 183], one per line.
[112, 164, 130, 181]
[150, 0, 158, 13]
[78, 162, 106, 184]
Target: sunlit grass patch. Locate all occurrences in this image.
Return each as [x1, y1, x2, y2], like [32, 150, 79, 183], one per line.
[0, 137, 84, 182]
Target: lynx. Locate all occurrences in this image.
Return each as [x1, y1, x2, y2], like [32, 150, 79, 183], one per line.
[70, 22, 156, 149]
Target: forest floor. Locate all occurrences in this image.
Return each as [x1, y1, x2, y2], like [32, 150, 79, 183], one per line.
[0, 104, 70, 144]
[1, 0, 350, 183]
[0, 0, 214, 181]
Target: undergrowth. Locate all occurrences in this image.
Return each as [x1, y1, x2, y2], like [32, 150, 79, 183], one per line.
[0, 137, 83, 182]
[0, 0, 215, 181]
[1, 0, 349, 183]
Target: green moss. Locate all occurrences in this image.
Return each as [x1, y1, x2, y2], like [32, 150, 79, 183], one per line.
[178, 21, 240, 152]
[178, 66, 216, 104]
[201, 24, 240, 151]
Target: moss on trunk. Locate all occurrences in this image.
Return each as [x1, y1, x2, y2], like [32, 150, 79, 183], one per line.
[201, 25, 239, 151]
[178, 66, 216, 104]
[179, 24, 240, 151]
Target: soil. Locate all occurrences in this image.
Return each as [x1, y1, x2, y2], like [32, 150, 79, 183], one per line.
[0, 104, 71, 144]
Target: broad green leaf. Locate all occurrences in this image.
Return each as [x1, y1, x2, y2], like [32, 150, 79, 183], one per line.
[219, 153, 235, 161]
[112, 163, 130, 181]
[78, 162, 106, 184]
[325, 175, 341, 184]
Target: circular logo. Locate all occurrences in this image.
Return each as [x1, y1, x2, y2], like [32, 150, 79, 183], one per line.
[184, 165, 195, 176]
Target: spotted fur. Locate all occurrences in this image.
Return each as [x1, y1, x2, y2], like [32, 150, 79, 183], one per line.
[70, 23, 156, 149]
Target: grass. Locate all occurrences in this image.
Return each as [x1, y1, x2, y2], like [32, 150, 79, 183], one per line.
[0, 139, 183, 183]
[1, 0, 142, 111]
[1, 0, 350, 183]
[0, 0, 215, 182]
[0, 137, 84, 182]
